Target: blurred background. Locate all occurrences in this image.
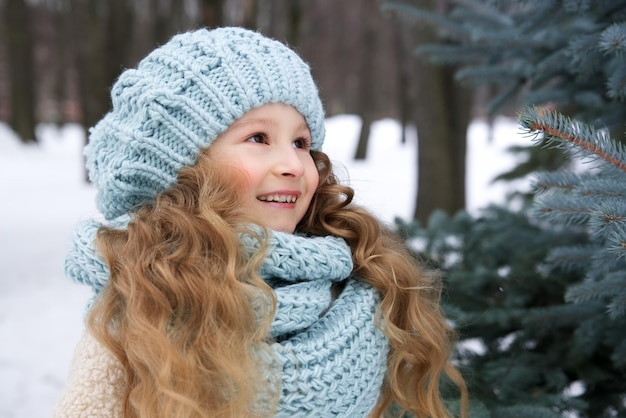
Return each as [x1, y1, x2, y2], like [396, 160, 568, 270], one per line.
[0, 0, 499, 224]
[3, 1, 626, 417]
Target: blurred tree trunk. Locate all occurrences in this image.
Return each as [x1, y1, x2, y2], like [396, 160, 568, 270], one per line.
[170, 0, 187, 33]
[394, 22, 410, 145]
[241, 0, 259, 29]
[106, 0, 134, 83]
[151, 0, 171, 44]
[411, 0, 471, 223]
[69, 0, 109, 136]
[413, 65, 470, 222]
[286, 0, 302, 47]
[68, 0, 134, 181]
[69, 0, 134, 135]
[354, 2, 379, 160]
[201, 0, 225, 28]
[4, 0, 37, 142]
[151, 0, 188, 44]
[51, 0, 72, 125]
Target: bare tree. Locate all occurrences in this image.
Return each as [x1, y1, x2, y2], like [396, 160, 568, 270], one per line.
[354, 0, 379, 160]
[405, 0, 471, 222]
[241, 0, 259, 28]
[69, 0, 134, 136]
[393, 19, 411, 145]
[49, 0, 74, 124]
[201, 0, 225, 28]
[4, 0, 36, 142]
[286, 0, 302, 47]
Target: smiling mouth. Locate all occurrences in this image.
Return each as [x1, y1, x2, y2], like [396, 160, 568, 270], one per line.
[257, 194, 298, 203]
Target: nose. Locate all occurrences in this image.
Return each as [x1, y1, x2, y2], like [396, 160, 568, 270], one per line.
[272, 145, 305, 178]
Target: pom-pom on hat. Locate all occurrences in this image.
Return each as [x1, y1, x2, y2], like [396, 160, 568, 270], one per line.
[86, 26, 325, 220]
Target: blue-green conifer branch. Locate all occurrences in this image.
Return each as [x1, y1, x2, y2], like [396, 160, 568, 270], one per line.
[523, 303, 602, 331]
[545, 245, 595, 271]
[599, 23, 626, 55]
[565, 276, 626, 305]
[576, 178, 626, 198]
[388, 0, 626, 413]
[532, 171, 581, 193]
[381, 3, 470, 39]
[387, 0, 626, 133]
[518, 106, 626, 171]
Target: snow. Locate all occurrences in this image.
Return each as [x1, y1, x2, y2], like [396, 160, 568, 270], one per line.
[0, 115, 529, 417]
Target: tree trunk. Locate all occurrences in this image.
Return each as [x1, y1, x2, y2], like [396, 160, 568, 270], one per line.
[286, 0, 302, 47]
[70, 0, 134, 132]
[241, 0, 259, 29]
[393, 21, 410, 145]
[200, 0, 224, 28]
[69, 0, 107, 133]
[410, 0, 472, 223]
[151, 0, 169, 44]
[413, 66, 470, 222]
[51, 0, 72, 124]
[354, 2, 378, 161]
[106, 0, 133, 83]
[68, 0, 134, 181]
[4, 0, 37, 142]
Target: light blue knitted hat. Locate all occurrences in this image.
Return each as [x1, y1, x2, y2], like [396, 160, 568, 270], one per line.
[87, 27, 325, 220]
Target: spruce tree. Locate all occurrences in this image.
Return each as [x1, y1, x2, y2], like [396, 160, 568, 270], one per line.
[384, 0, 626, 183]
[384, 0, 626, 134]
[396, 110, 626, 416]
[383, 1, 626, 416]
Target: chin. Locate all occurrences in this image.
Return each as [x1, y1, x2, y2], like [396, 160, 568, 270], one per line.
[268, 224, 296, 234]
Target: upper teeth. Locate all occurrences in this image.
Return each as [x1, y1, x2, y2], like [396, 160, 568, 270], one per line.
[258, 195, 298, 203]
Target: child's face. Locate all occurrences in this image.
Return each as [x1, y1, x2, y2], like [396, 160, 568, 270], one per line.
[208, 103, 319, 233]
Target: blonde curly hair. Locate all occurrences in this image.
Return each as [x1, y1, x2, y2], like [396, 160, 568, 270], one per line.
[87, 149, 468, 417]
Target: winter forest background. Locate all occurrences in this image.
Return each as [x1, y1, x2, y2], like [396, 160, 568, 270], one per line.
[2, 0, 626, 417]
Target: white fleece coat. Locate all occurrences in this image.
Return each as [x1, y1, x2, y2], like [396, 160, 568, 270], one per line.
[52, 330, 125, 417]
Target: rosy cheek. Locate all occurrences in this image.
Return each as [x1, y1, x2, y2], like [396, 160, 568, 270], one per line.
[310, 165, 320, 189]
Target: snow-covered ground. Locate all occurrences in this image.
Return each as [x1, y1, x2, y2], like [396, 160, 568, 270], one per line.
[0, 115, 529, 417]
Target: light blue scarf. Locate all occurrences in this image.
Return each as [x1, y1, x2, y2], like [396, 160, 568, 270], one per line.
[65, 219, 389, 417]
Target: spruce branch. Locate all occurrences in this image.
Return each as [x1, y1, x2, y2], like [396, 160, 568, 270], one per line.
[612, 340, 626, 367]
[606, 62, 626, 100]
[588, 201, 626, 239]
[577, 177, 626, 198]
[532, 172, 581, 193]
[607, 223, 626, 259]
[415, 44, 507, 65]
[565, 276, 626, 305]
[451, 0, 514, 28]
[606, 289, 626, 320]
[545, 245, 596, 271]
[382, 2, 470, 40]
[492, 404, 566, 418]
[518, 106, 626, 172]
[533, 194, 592, 225]
[599, 22, 626, 56]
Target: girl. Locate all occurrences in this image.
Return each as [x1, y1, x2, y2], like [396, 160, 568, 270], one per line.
[54, 27, 467, 417]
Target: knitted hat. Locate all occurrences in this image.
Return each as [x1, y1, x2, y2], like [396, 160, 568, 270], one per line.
[86, 27, 325, 220]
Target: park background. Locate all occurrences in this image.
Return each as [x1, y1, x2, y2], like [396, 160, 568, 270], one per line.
[2, 1, 626, 417]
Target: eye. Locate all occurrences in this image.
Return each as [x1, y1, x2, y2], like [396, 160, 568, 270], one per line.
[293, 137, 311, 150]
[246, 133, 267, 144]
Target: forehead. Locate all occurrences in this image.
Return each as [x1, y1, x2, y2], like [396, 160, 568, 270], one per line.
[229, 103, 307, 129]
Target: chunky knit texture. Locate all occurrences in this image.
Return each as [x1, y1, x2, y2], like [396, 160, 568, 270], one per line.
[61, 26, 388, 417]
[87, 27, 325, 220]
[63, 222, 389, 417]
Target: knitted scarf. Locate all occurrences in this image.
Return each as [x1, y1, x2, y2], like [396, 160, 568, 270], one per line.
[65, 219, 390, 417]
